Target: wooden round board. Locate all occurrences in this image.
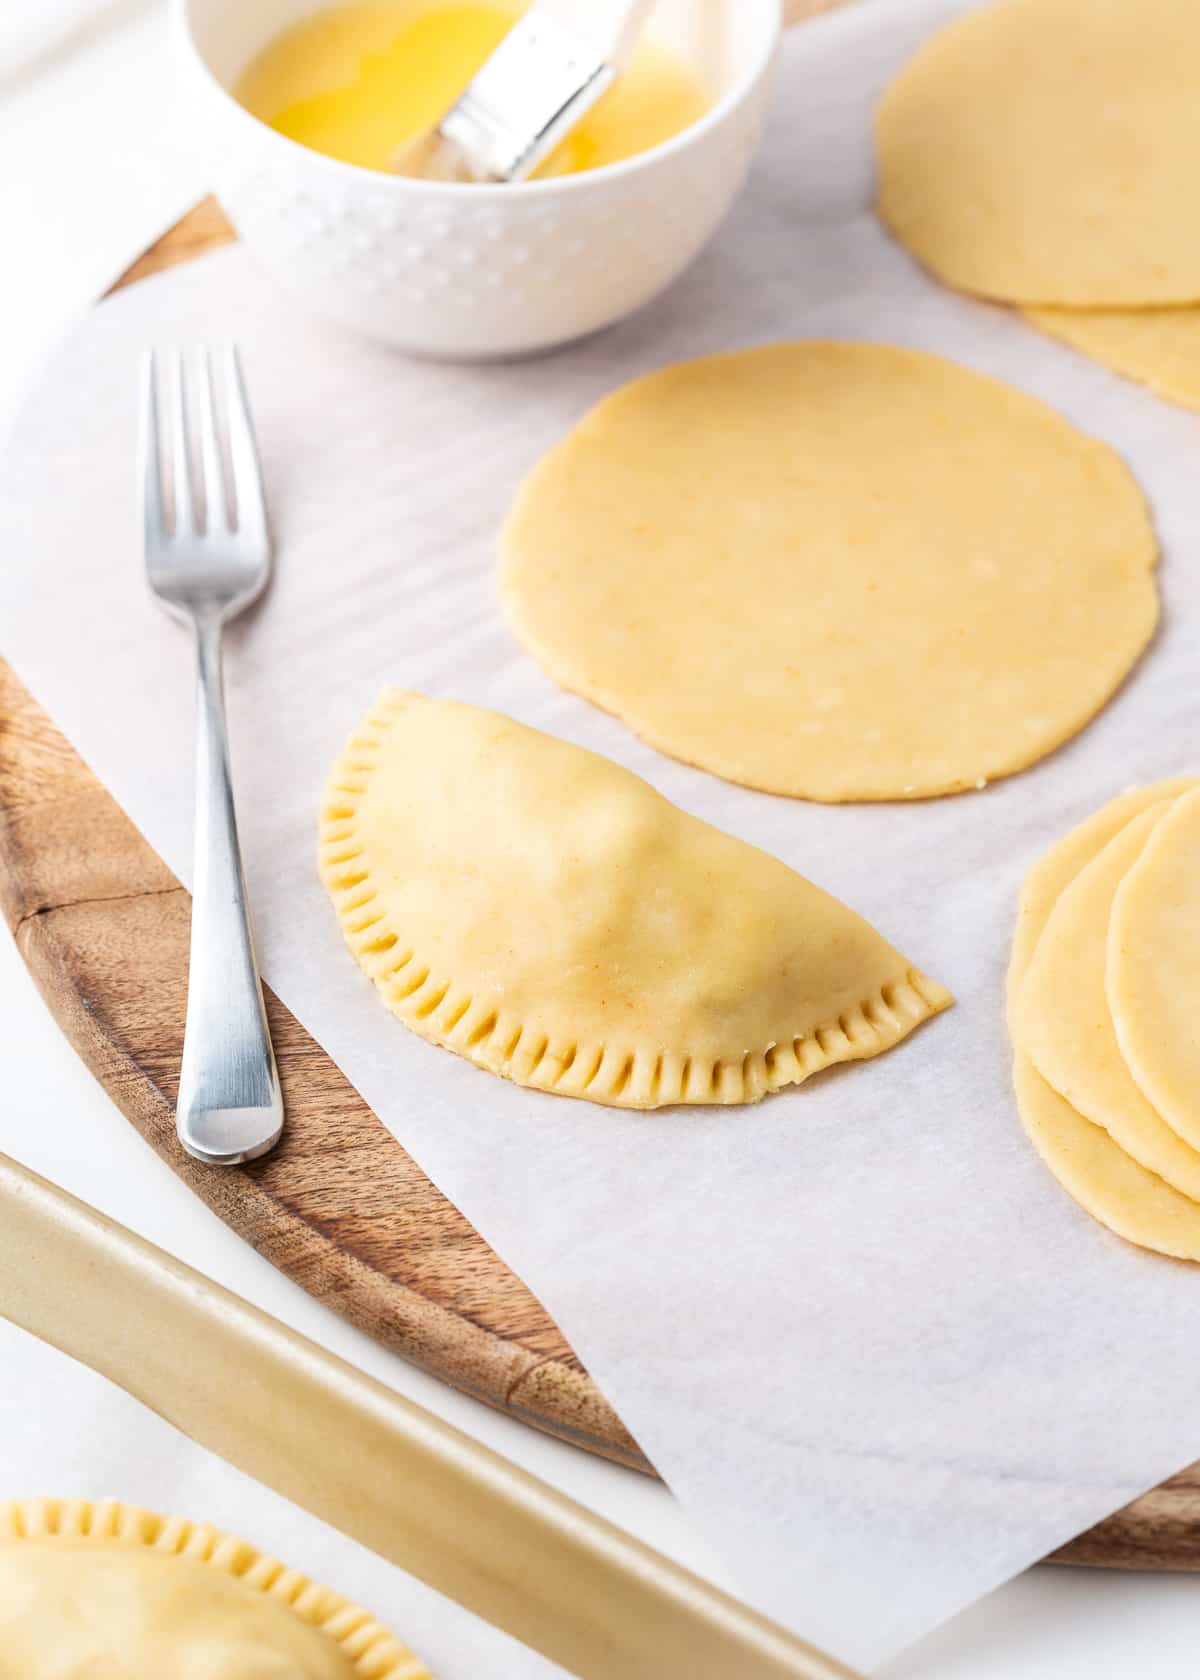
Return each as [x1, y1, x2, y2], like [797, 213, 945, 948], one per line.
[6, 141, 1200, 1571]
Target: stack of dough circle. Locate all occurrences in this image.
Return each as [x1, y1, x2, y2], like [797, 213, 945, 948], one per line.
[876, 0, 1200, 411]
[1008, 779, 1200, 1259]
[501, 342, 1158, 802]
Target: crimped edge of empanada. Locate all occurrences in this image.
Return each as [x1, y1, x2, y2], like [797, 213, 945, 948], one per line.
[0, 1498, 430, 1678]
[319, 690, 952, 1110]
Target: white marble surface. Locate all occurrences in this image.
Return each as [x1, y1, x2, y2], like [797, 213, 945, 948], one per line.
[4, 0, 1200, 1671]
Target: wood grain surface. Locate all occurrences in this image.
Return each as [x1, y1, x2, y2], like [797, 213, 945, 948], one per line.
[6, 72, 1200, 1566]
[0, 632, 640, 1469]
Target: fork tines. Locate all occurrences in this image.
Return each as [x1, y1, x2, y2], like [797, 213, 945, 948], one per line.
[140, 346, 269, 548]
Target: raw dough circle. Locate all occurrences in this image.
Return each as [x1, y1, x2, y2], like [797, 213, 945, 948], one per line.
[1008, 780, 1198, 988]
[502, 343, 1159, 802]
[1109, 788, 1200, 1154]
[1016, 804, 1200, 1199]
[1008, 780, 1200, 1261]
[1012, 1053, 1200, 1264]
[1028, 305, 1200, 415]
[875, 0, 1200, 307]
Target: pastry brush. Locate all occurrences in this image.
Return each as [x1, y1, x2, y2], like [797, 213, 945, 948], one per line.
[393, 0, 658, 182]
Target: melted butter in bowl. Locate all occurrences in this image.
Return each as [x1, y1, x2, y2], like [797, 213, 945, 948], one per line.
[182, 0, 779, 353]
[235, 0, 711, 179]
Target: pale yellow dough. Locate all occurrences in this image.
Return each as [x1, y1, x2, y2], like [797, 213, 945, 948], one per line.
[1008, 780, 1200, 1261]
[501, 343, 1158, 802]
[1008, 780, 1198, 988]
[876, 0, 1200, 307]
[319, 690, 951, 1108]
[1109, 789, 1200, 1155]
[1027, 305, 1200, 414]
[1011, 1056, 1200, 1263]
[1016, 804, 1200, 1198]
[0, 1498, 429, 1680]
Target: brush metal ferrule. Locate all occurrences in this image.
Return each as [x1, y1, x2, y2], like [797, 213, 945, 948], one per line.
[437, 11, 616, 182]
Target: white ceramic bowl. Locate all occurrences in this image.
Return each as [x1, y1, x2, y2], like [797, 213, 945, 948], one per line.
[173, 0, 782, 357]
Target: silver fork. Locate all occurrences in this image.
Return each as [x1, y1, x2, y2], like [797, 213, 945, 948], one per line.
[139, 346, 283, 1167]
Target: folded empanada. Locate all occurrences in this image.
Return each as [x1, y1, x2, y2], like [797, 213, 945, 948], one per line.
[319, 691, 951, 1108]
[0, 1498, 429, 1679]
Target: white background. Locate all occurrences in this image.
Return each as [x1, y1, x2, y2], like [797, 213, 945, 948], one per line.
[3, 1, 1200, 1673]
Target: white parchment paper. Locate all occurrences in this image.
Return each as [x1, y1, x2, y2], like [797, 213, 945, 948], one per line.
[6, 0, 1200, 1667]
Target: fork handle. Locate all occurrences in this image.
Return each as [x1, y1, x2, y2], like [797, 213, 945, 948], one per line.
[176, 614, 283, 1165]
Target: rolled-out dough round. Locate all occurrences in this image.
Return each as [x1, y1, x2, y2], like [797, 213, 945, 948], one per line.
[876, 0, 1200, 306]
[1007, 780, 1198, 989]
[1109, 788, 1200, 1155]
[1008, 781, 1200, 1261]
[1012, 1053, 1200, 1264]
[502, 343, 1159, 802]
[1028, 305, 1200, 415]
[1016, 805, 1200, 1199]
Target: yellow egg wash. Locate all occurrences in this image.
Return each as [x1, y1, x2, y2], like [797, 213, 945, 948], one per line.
[235, 2, 711, 179]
